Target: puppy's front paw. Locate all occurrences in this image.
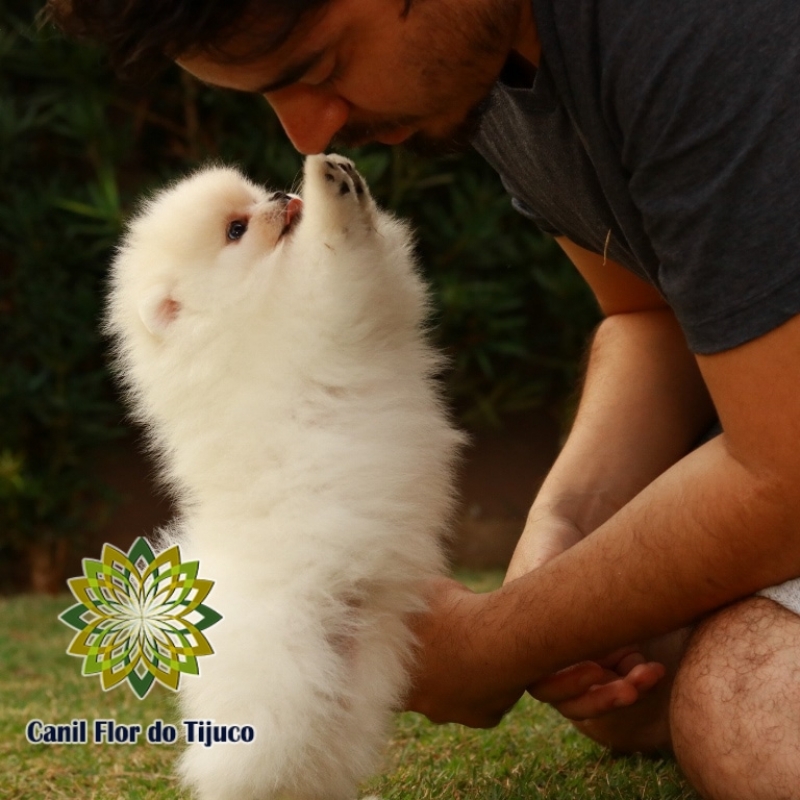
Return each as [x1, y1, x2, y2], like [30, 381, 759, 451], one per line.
[301, 154, 375, 235]
[322, 155, 367, 200]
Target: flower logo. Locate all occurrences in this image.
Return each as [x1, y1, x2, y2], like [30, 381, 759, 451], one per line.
[59, 537, 221, 699]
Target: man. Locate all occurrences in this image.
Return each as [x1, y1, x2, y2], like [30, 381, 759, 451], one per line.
[46, 1, 800, 797]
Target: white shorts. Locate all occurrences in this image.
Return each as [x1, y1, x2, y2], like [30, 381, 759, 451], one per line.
[757, 579, 800, 615]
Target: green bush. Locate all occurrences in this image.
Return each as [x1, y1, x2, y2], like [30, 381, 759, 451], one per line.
[0, 0, 599, 588]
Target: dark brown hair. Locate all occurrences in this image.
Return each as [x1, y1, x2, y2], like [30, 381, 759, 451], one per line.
[42, 0, 331, 79]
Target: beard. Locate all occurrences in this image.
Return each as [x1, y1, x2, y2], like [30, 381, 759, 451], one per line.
[330, 89, 493, 157]
[331, 0, 517, 156]
[401, 92, 493, 157]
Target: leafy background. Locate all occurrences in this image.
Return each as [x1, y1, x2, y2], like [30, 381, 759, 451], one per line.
[0, 0, 599, 591]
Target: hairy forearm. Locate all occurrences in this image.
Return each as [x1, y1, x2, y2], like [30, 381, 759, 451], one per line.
[492, 431, 800, 683]
[532, 308, 715, 534]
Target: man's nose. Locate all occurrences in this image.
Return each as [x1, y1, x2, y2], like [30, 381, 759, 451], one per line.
[266, 85, 351, 155]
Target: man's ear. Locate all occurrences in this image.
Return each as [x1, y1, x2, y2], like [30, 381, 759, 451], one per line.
[138, 285, 181, 337]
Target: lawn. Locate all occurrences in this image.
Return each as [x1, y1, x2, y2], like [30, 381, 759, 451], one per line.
[0, 571, 699, 800]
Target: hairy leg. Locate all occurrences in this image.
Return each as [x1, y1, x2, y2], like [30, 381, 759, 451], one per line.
[671, 597, 800, 800]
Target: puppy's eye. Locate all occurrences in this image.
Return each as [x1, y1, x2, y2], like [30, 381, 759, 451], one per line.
[226, 220, 248, 241]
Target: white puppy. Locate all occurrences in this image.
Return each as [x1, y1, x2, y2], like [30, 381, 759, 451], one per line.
[105, 154, 464, 800]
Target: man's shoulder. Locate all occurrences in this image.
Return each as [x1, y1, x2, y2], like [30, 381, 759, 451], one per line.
[535, 0, 797, 77]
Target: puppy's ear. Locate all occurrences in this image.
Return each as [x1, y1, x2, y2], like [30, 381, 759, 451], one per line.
[138, 285, 181, 337]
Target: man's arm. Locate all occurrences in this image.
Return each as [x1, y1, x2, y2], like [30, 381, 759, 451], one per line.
[500, 239, 717, 728]
[507, 238, 716, 580]
[408, 240, 800, 727]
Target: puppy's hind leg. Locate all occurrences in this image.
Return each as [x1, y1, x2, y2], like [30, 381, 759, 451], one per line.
[300, 154, 377, 237]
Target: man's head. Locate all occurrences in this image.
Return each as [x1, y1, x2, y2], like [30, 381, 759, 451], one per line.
[45, 0, 537, 155]
[43, 0, 330, 78]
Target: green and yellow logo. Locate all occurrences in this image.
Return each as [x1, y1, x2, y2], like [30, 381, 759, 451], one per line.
[59, 538, 221, 699]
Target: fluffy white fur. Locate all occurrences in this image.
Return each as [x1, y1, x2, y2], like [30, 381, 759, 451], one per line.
[105, 154, 464, 800]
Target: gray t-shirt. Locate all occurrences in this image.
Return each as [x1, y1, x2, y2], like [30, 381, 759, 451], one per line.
[472, 0, 800, 354]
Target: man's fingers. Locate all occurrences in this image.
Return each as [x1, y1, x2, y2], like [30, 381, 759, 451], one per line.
[528, 660, 667, 721]
[557, 662, 667, 721]
[617, 651, 647, 675]
[527, 661, 608, 704]
[595, 645, 644, 670]
[623, 661, 666, 691]
[554, 678, 640, 720]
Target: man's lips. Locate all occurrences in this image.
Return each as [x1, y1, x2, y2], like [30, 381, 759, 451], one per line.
[338, 126, 415, 148]
[374, 127, 414, 146]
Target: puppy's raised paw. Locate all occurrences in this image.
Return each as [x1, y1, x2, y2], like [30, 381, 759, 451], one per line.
[300, 153, 375, 236]
[323, 155, 366, 199]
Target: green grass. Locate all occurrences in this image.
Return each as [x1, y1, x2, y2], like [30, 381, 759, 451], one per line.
[0, 572, 699, 799]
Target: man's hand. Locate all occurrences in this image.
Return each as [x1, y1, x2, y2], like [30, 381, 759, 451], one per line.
[527, 647, 665, 720]
[505, 510, 668, 727]
[404, 576, 526, 728]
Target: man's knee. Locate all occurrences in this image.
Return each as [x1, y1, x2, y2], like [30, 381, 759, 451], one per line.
[670, 598, 800, 800]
